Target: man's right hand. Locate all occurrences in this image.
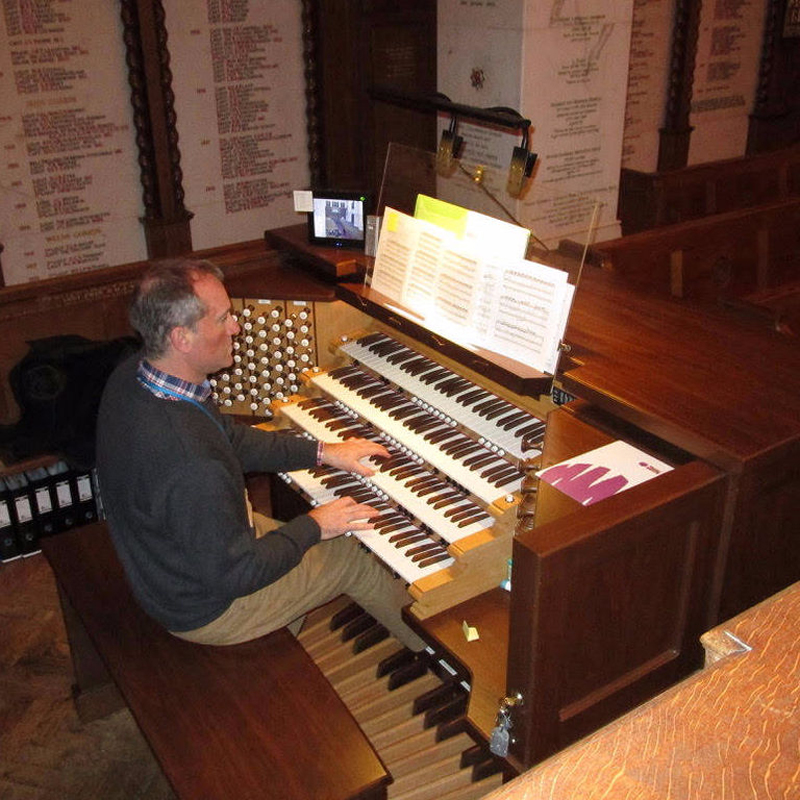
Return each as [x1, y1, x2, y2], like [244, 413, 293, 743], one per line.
[308, 496, 380, 540]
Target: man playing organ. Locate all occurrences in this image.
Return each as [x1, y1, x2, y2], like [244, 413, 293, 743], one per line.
[96, 258, 426, 651]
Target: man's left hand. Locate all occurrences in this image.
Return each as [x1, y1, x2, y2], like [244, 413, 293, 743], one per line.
[321, 438, 390, 477]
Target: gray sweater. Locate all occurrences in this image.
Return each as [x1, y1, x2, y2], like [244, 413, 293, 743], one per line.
[96, 354, 320, 631]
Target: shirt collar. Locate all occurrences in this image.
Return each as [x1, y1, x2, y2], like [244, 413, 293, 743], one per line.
[137, 359, 212, 404]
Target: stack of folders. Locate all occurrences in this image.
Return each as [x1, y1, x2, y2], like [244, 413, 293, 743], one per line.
[0, 461, 99, 564]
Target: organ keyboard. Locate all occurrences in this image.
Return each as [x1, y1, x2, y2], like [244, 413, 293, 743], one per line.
[270, 328, 548, 619]
[338, 332, 547, 462]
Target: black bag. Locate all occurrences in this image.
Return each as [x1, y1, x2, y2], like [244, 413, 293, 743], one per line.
[4, 335, 139, 469]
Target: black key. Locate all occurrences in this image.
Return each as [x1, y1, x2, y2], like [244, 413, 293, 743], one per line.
[407, 542, 443, 559]
[457, 388, 491, 407]
[390, 531, 429, 545]
[417, 552, 453, 568]
[431, 492, 464, 509]
[463, 452, 499, 469]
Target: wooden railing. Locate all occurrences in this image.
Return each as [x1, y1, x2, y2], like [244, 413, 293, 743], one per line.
[594, 197, 800, 335]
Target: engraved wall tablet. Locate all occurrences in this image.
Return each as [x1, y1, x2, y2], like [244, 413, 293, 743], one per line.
[162, 1, 310, 251]
[0, 0, 146, 285]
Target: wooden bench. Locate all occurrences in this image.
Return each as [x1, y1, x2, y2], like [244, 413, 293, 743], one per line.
[41, 521, 389, 800]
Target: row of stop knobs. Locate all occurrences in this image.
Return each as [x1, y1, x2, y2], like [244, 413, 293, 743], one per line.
[210, 303, 317, 413]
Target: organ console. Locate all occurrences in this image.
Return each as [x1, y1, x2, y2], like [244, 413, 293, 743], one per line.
[208, 168, 800, 793]
[217, 234, 748, 796]
[0, 154, 794, 796]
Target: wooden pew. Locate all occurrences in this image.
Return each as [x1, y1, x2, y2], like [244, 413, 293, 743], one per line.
[618, 144, 800, 234]
[593, 197, 800, 326]
[41, 521, 389, 800]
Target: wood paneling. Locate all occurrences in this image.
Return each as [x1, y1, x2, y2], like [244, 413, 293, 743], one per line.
[314, 0, 437, 193]
[506, 409, 724, 768]
[597, 197, 800, 306]
[562, 267, 800, 621]
[619, 145, 800, 234]
[0, 240, 332, 430]
[481, 581, 800, 800]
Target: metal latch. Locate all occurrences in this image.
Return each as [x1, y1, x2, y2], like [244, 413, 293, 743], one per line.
[489, 692, 523, 757]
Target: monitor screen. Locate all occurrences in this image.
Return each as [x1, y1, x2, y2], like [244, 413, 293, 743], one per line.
[307, 191, 369, 249]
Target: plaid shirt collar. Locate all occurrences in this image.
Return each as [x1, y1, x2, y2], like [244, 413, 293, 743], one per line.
[137, 359, 212, 404]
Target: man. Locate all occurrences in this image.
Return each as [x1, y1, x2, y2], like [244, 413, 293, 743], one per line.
[96, 258, 426, 651]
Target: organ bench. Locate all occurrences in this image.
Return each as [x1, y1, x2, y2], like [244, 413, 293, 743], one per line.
[41, 521, 390, 800]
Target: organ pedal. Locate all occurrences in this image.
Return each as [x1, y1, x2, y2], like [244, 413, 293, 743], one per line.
[298, 598, 504, 800]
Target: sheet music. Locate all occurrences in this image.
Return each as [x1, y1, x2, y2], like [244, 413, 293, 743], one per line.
[483, 263, 572, 371]
[435, 249, 480, 328]
[405, 228, 446, 311]
[371, 207, 573, 374]
[370, 210, 418, 302]
[414, 194, 530, 259]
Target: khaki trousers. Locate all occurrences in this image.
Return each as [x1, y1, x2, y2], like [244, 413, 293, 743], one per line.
[172, 514, 427, 652]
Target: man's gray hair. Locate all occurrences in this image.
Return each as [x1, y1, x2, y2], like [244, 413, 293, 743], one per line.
[129, 259, 224, 359]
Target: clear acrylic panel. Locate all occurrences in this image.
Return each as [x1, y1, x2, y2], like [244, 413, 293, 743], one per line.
[371, 138, 602, 288]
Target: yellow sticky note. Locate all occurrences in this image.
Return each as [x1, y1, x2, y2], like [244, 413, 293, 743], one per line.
[414, 194, 469, 238]
[462, 620, 480, 642]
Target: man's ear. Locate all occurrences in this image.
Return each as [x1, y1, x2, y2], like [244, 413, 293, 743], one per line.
[169, 325, 193, 354]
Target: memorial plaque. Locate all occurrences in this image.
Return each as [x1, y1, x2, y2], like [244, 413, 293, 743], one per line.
[163, 0, 310, 251]
[689, 0, 766, 164]
[436, 0, 633, 245]
[520, 0, 634, 242]
[0, 0, 146, 286]
[438, 0, 524, 107]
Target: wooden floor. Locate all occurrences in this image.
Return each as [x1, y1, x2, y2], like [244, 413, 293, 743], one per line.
[0, 552, 174, 800]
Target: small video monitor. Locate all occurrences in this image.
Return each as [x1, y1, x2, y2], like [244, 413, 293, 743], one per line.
[307, 190, 369, 249]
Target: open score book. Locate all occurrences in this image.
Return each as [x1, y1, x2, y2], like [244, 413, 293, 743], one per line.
[370, 200, 574, 375]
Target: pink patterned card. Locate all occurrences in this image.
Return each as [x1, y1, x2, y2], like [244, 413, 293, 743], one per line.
[536, 441, 673, 506]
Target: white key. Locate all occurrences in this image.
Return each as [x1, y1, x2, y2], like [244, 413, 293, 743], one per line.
[340, 334, 545, 459]
[277, 401, 495, 544]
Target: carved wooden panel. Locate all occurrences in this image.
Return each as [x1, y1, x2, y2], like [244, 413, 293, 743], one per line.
[313, 0, 437, 193]
[658, 0, 702, 171]
[120, 0, 192, 257]
[748, 0, 800, 152]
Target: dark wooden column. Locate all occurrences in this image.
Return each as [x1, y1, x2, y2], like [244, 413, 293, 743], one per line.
[119, 0, 193, 258]
[748, 0, 800, 153]
[658, 0, 702, 171]
[301, 0, 325, 188]
[312, 0, 437, 193]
